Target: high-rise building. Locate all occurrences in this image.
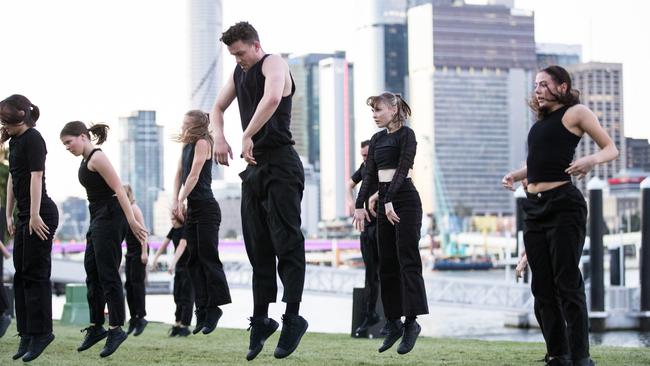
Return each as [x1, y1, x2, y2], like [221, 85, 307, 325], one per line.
[120, 110, 164, 231]
[407, 0, 536, 216]
[301, 160, 320, 238]
[626, 137, 650, 172]
[319, 55, 355, 221]
[288, 53, 339, 168]
[189, 0, 223, 180]
[567, 62, 626, 194]
[189, 0, 221, 112]
[536, 43, 582, 69]
[351, 0, 408, 164]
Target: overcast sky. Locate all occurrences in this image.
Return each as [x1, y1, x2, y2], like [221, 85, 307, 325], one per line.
[0, 0, 647, 201]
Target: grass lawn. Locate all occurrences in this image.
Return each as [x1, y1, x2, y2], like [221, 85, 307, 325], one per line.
[1, 321, 649, 365]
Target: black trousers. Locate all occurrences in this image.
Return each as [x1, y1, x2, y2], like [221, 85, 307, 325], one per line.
[360, 220, 380, 313]
[13, 211, 58, 335]
[377, 180, 428, 319]
[186, 198, 231, 310]
[523, 183, 589, 360]
[240, 145, 306, 305]
[173, 265, 194, 325]
[125, 241, 146, 319]
[0, 277, 8, 314]
[85, 197, 128, 327]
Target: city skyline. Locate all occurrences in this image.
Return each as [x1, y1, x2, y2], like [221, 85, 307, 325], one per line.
[0, 0, 648, 202]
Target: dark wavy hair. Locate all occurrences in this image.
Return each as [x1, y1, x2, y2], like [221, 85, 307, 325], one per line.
[60, 121, 111, 145]
[220, 21, 260, 46]
[0, 94, 40, 144]
[528, 65, 581, 120]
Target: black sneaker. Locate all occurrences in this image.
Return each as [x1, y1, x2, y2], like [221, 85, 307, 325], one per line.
[77, 325, 108, 352]
[193, 309, 206, 335]
[99, 327, 128, 358]
[133, 318, 148, 336]
[378, 319, 403, 353]
[22, 333, 55, 362]
[12, 335, 31, 360]
[354, 311, 381, 336]
[273, 314, 308, 359]
[397, 319, 421, 354]
[177, 326, 191, 337]
[0, 314, 11, 338]
[201, 307, 223, 335]
[246, 316, 279, 361]
[168, 326, 180, 337]
[126, 318, 135, 335]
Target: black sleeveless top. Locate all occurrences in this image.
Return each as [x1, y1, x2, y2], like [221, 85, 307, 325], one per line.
[234, 54, 295, 154]
[79, 148, 115, 202]
[181, 142, 213, 201]
[356, 126, 417, 207]
[527, 105, 582, 183]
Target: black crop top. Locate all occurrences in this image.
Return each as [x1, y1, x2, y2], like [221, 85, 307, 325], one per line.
[356, 126, 417, 208]
[78, 149, 115, 202]
[527, 105, 581, 183]
[181, 142, 214, 201]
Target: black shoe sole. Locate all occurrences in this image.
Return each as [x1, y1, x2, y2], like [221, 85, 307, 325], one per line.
[273, 320, 308, 359]
[22, 333, 55, 362]
[77, 331, 108, 352]
[99, 332, 128, 358]
[133, 320, 148, 336]
[378, 331, 403, 353]
[202, 309, 223, 335]
[397, 324, 421, 354]
[246, 320, 280, 361]
[12, 337, 32, 360]
[192, 323, 204, 335]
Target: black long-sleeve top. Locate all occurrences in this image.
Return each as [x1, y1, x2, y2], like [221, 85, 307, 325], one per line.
[355, 126, 417, 208]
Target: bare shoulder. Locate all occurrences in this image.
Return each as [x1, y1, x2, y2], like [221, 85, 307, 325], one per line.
[565, 104, 595, 122]
[87, 149, 108, 168]
[262, 54, 289, 73]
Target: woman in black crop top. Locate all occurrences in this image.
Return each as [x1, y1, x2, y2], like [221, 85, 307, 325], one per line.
[1, 94, 58, 361]
[122, 184, 149, 336]
[353, 92, 428, 355]
[502, 66, 618, 366]
[60, 121, 147, 358]
[172, 110, 231, 336]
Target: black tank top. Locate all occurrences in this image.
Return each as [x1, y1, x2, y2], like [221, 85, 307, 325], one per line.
[527, 105, 582, 183]
[181, 142, 213, 201]
[234, 54, 295, 154]
[79, 149, 115, 202]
